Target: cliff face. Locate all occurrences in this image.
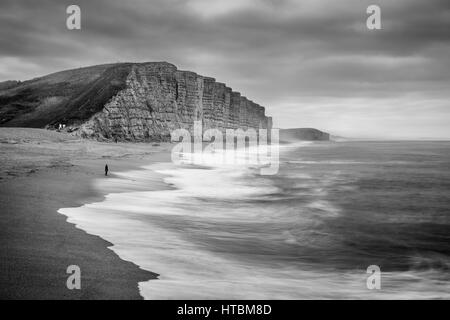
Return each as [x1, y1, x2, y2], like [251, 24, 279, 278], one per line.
[280, 128, 330, 141]
[78, 62, 271, 141]
[0, 62, 271, 141]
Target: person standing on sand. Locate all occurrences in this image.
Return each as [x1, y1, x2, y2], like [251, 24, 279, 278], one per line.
[105, 164, 109, 176]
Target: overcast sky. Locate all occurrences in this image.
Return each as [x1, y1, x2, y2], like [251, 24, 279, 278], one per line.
[0, 0, 449, 139]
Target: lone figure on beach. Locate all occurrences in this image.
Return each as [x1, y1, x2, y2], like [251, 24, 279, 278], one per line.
[105, 164, 109, 176]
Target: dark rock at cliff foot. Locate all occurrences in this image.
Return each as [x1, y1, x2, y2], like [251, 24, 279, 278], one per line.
[0, 62, 272, 142]
[280, 128, 330, 142]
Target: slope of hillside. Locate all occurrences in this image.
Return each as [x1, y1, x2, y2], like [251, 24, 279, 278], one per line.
[0, 63, 129, 128]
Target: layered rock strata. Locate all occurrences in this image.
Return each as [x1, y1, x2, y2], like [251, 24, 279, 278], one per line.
[78, 62, 272, 141]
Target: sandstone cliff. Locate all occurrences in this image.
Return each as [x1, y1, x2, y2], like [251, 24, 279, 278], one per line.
[0, 62, 272, 142]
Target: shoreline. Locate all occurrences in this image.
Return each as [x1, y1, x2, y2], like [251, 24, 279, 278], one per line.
[0, 128, 171, 299]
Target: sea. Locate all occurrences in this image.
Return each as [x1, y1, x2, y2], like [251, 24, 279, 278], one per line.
[59, 140, 450, 299]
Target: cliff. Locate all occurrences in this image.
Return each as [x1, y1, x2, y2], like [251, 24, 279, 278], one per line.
[0, 62, 272, 141]
[280, 128, 330, 141]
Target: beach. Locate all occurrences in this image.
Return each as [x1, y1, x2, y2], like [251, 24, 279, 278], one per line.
[0, 128, 170, 299]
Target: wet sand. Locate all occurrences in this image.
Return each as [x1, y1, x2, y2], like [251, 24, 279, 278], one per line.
[0, 128, 171, 299]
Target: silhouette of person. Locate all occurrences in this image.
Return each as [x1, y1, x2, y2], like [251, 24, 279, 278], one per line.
[105, 164, 109, 176]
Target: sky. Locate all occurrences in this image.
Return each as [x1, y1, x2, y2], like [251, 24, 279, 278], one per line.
[0, 0, 449, 139]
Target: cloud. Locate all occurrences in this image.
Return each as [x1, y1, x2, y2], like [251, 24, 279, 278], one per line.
[0, 0, 449, 138]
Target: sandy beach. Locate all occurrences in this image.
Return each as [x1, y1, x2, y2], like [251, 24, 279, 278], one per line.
[0, 128, 171, 299]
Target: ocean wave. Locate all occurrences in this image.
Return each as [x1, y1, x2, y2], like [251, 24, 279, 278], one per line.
[58, 142, 450, 299]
